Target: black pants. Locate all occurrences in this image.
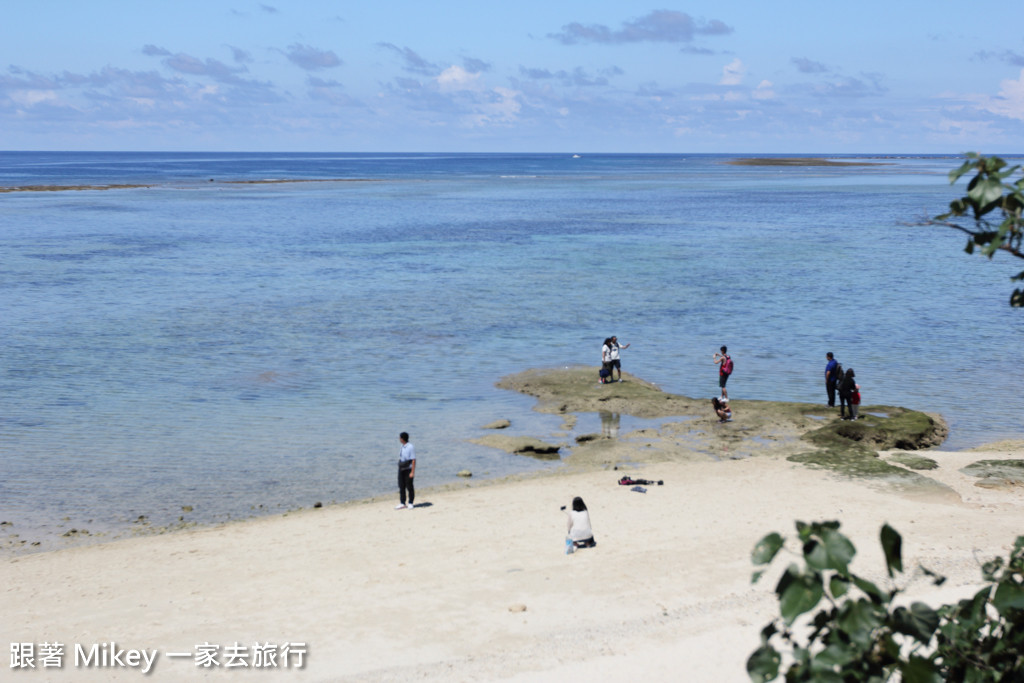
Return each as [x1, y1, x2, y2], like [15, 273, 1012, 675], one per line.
[839, 392, 851, 418]
[398, 467, 414, 506]
[826, 381, 837, 407]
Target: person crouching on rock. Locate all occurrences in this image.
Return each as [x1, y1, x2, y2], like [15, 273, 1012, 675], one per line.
[563, 496, 596, 549]
[712, 396, 733, 422]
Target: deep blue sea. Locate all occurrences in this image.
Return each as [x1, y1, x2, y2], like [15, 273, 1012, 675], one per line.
[2, 152, 1023, 550]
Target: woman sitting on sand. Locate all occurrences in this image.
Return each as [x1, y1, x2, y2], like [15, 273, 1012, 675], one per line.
[564, 496, 596, 549]
[712, 396, 732, 422]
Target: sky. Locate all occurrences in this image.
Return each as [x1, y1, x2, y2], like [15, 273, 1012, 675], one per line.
[2, 1, 1023, 153]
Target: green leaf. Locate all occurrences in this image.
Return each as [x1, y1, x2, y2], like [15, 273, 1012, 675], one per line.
[949, 159, 975, 184]
[821, 528, 855, 574]
[804, 538, 828, 570]
[967, 176, 1005, 215]
[1013, 536, 1024, 559]
[746, 645, 781, 683]
[752, 532, 785, 566]
[983, 155, 1007, 174]
[919, 564, 946, 587]
[852, 575, 886, 605]
[981, 557, 1004, 582]
[777, 566, 825, 625]
[829, 575, 849, 599]
[803, 528, 855, 574]
[892, 602, 939, 642]
[752, 570, 765, 584]
[881, 524, 903, 578]
[967, 586, 992, 621]
[992, 580, 1024, 612]
[837, 599, 883, 648]
[899, 655, 942, 683]
[812, 642, 855, 669]
[806, 661, 844, 683]
[995, 163, 1020, 180]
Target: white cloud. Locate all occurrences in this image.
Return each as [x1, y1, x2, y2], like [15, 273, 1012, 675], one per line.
[10, 90, 57, 106]
[720, 59, 744, 86]
[483, 86, 521, 121]
[437, 65, 481, 93]
[458, 86, 522, 128]
[927, 117, 997, 138]
[752, 80, 775, 100]
[979, 68, 1024, 120]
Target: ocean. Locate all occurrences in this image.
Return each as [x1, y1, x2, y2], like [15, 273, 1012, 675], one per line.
[2, 152, 1022, 551]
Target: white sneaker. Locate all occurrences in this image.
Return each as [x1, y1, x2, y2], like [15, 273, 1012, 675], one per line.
[406, 503, 414, 509]
[395, 503, 406, 510]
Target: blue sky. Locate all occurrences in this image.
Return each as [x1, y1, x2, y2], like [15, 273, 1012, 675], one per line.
[3, 1, 1023, 152]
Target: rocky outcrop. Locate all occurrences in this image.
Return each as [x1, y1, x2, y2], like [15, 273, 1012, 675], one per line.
[471, 435, 562, 460]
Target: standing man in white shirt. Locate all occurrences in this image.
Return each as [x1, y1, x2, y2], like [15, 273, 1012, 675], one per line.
[397, 432, 416, 510]
[609, 335, 630, 382]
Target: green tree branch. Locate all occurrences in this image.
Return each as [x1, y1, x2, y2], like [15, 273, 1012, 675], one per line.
[935, 153, 1024, 307]
[748, 521, 1024, 682]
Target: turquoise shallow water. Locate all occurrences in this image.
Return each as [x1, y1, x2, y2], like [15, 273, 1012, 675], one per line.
[2, 152, 1022, 549]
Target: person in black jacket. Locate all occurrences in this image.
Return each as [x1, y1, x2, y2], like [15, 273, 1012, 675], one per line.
[838, 369, 856, 420]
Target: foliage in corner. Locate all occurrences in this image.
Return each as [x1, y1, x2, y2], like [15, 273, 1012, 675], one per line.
[747, 520, 1024, 682]
[935, 153, 1024, 306]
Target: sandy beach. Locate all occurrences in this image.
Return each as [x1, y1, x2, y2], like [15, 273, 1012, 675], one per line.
[3, 370, 1023, 682]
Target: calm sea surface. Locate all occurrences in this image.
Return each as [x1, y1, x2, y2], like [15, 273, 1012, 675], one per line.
[2, 152, 1022, 550]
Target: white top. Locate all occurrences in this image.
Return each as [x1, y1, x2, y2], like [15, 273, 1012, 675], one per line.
[565, 507, 593, 542]
[399, 442, 416, 465]
[601, 344, 612, 363]
[609, 343, 621, 361]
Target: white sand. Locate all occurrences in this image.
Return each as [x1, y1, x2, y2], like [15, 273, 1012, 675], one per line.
[3, 446, 1023, 682]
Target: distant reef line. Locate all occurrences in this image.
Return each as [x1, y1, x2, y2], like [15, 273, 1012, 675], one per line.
[0, 178, 378, 193]
[726, 157, 887, 167]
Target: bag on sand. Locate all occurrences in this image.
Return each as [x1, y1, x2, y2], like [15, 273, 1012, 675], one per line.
[599, 367, 610, 380]
[618, 476, 663, 486]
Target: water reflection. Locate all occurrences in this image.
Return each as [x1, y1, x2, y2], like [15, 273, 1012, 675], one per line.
[600, 411, 621, 438]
